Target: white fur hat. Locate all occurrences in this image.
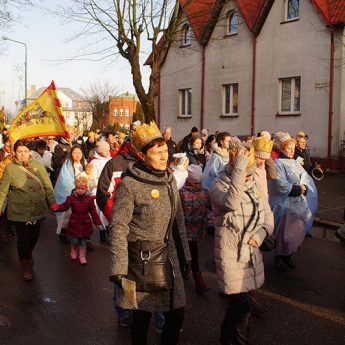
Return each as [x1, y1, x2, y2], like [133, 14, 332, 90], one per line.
[187, 164, 203, 183]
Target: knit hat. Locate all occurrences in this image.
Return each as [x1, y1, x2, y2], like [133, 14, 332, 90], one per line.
[96, 140, 110, 153]
[253, 137, 273, 160]
[187, 164, 203, 183]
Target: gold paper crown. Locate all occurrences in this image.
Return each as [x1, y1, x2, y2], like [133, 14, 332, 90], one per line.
[130, 121, 163, 152]
[247, 146, 256, 171]
[253, 137, 274, 153]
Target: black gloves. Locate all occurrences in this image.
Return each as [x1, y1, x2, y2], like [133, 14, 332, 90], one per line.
[109, 274, 125, 286]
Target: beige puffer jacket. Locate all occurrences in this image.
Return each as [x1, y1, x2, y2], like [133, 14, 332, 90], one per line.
[209, 156, 273, 295]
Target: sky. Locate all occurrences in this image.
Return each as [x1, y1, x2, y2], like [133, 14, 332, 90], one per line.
[0, 0, 151, 114]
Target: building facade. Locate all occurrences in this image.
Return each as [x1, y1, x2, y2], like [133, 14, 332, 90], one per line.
[154, 0, 345, 168]
[28, 86, 93, 131]
[108, 92, 138, 130]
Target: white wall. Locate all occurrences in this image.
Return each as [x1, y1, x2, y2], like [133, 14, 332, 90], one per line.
[159, 14, 203, 141]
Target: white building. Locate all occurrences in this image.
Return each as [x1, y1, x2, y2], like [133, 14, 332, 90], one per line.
[28, 87, 92, 131]
[151, 0, 345, 168]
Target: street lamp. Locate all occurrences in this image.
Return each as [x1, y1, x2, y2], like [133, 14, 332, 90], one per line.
[1, 36, 27, 107]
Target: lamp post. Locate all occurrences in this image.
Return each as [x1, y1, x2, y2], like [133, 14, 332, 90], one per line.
[1, 36, 27, 107]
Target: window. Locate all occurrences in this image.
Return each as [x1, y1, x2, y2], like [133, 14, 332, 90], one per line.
[119, 108, 124, 116]
[223, 84, 239, 116]
[285, 0, 299, 20]
[280, 77, 301, 114]
[125, 109, 130, 117]
[179, 89, 192, 116]
[228, 11, 239, 35]
[181, 24, 191, 46]
[114, 108, 118, 116]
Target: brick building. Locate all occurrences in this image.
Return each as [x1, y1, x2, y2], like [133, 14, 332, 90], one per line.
[108, 92, 138, 130]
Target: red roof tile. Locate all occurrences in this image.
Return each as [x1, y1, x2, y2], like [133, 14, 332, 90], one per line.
[179, 0, 216, 42]
[311, 0, 345, 24]
[236, 0, 266, 31]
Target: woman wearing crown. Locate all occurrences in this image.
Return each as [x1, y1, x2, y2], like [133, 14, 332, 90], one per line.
[108, 121, 191, 345]
[268, 133, 318, 271]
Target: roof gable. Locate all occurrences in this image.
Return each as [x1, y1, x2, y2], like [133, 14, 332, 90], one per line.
[311, 0, 345, 25]
[235, 0, 266, 31]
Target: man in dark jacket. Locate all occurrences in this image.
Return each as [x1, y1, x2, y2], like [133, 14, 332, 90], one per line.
[179, 126, 199, 153]
[163, 127, 178, 166]
[294, 134, 313, 174]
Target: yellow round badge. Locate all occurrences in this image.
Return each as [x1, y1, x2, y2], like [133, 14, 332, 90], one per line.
[151, 189, 160, 199]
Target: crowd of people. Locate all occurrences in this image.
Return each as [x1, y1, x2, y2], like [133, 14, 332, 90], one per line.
[0, 122, 322, 345]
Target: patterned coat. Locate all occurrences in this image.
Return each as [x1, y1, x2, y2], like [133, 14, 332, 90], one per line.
[179, 181, 212, 241]
[109, 161, 191, 312]
[55, 192, 102, 238]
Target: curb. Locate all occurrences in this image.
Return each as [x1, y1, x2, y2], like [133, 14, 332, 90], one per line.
[314, 217, 343, 228]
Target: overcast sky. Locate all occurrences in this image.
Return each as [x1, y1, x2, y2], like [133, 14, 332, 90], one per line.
[0, 0, 151, 114]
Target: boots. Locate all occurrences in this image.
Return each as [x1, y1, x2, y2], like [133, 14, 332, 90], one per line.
[79, 246, 87, 265]
[281, 255, 296, 268]
[21, 259, 33, 281]
[193, 272, 209, 293]
[70, 245, 78, 260]
[274, 256, 288, 272]
[99, 229, 107, 242]
[59, 228, 68, 244]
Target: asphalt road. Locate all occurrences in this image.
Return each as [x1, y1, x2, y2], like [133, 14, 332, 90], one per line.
[1, 211, 345, 345]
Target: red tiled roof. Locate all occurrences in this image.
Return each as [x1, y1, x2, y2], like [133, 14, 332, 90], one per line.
[235, 0, 266, 31]
[311, 0, 345, 24]
[144, 35, 165, 66]
[179, 0, 216, 42]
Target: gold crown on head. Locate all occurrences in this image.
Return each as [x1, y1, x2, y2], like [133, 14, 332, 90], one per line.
[254, 137, 274, 153]
[130, 121, 163, 152]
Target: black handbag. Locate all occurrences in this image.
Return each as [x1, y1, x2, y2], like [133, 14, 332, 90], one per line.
[127, 240, 173, 292]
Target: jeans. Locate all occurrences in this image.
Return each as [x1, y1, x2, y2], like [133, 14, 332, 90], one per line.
[12, 220, 41, 261]
[71, 237, 87, 247]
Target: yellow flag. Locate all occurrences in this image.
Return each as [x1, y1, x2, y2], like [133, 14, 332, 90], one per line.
[9, 81, 70, 143]
[0, 106, 5, 130]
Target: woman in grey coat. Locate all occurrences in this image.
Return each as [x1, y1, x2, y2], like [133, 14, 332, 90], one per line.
[210, 146, 273, 345]
[109, 122, 191, 345]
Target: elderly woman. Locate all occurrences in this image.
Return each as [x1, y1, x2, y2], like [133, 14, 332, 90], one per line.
[269, 133, 318, 271]
[109, 122, 191, 345]
[0, 140, 55, 281]
[210, 144, 273, 345]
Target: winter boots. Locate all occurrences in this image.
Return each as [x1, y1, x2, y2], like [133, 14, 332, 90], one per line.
[79, 246, 87, 265]
[70, 245, 78, 260]
[21, 259, 33, 281]
[274, 255, 296, 271]
[193, 272, 209, 293]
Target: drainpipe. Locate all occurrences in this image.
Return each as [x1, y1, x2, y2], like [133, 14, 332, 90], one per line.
[157, 72, 161, 128]
[250, 35, 257, 136]
[328, 29, 335, 168]
[200, 45, 206, 130]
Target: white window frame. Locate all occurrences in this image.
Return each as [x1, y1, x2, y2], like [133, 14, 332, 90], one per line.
[125, 108, 130, 117]
[228, 11, 239, 35]
[181, 24, 191, 46]
[119, 108, 124, 116]
[279, 77, 301, 115]
[114, 108, 118, 116]
[179, 88, 192, 117]
[285, 0, 299, 21]
[222, 83, 239, 116]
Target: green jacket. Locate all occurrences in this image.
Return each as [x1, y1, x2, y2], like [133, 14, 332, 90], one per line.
[0, 158, 55, 223]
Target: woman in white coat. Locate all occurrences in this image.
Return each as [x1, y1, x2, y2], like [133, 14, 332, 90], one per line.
[210, 145, 273, 345]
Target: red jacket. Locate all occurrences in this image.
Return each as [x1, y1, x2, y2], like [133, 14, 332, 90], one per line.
[55, 192, 102, 238]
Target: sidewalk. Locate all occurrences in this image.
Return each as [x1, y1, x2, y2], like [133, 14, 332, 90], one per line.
[314, 173, 345, 226]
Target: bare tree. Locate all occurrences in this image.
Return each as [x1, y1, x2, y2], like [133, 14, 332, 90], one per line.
[0, 0, 35, 29]
[81, 79, 118, 130]
[56, 0, 216, 122]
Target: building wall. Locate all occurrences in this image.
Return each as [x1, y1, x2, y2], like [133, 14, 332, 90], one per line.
[159, 14, 203, 141]
[255, 0, 337, 158]
[204, 0, 253, 137]
[108, 94, 137, 130]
